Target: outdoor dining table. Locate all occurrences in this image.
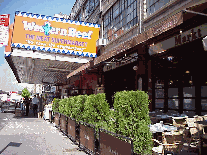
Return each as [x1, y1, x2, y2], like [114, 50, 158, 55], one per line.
[149, 123, 177, 142]
[153, 115, 173, 124]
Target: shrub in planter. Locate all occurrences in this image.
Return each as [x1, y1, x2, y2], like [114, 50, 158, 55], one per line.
[59, 98, 67, 115]
[113, 90, 153, 155]
[52, 98, 60, 113]
[82, 93, 111, 137]
[65, 97, 73, 117]
[71, 95, 87, 122]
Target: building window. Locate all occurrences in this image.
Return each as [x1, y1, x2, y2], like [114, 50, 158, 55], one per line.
[103, 0, 138, 42]
[95, 0, 99, 8]
[183, 86, 195, 110]
[146, 0, 171, 17]
[85, 0, 90, 18]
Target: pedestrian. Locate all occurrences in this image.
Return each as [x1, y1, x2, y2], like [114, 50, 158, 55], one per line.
[24, 97, 30, 116]
[38, 94, 43, 118]
[29, 98, 32, 110]
[32, 95, 39, 116]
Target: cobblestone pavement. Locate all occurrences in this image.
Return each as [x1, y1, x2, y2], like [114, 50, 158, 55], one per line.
[0, 111, 87, 155]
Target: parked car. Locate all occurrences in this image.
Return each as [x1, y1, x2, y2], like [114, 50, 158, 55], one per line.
[1, 101, 15, 113]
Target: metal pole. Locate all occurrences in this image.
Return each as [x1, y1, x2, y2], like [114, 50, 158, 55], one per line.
[140, 0, 142, 34]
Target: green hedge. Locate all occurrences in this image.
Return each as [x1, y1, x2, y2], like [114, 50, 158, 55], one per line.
[113, 90, 153, 155]
[52, 98, 60, 113]
[70, 95, 87, 121]
[82, 93, 111, 138]
[52, 90, 152, 154]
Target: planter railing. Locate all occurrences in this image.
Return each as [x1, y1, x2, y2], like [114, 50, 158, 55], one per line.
[49, 110, 53, 123]
[67, 117, 78, 144]
[54, 112, 60, 128]
[99, 128, 134, 155]
[52, 112, 136, 155]
[60, 114, 67, 135]
[79, 121, 96, 155]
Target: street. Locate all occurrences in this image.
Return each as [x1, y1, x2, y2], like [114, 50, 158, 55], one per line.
[0, 110, 87, 155]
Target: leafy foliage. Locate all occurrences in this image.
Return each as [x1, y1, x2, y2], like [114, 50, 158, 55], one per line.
[21, 88, 30, 98]
[71, 95, 87, 122]
[58, 98, 67, 114]
[53, 90, 152, 154]
[52, 98, 60, 113]
[82, 93, 111, 138]
[113, 90, 153, 154]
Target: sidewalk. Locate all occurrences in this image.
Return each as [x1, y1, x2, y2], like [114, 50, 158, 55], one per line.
[0, 110, 87, 155]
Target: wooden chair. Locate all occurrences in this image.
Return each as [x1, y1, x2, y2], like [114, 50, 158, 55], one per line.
[162, 131, 184, 155]
[186, 117, 202, 155]
[152, 139, 163, 155]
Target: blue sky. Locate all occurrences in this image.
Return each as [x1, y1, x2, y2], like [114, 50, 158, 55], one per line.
[0, 0, 76, 91]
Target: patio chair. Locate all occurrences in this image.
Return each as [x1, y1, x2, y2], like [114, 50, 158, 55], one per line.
[186, 117, 202, 154]
[162, 131, 184, 155]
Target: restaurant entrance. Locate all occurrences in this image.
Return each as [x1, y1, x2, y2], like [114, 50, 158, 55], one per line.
[152, 38, 207, 116]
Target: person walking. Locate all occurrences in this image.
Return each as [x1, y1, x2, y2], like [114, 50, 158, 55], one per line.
[24, 97, 30, 116]
[32, 95, 39, 116]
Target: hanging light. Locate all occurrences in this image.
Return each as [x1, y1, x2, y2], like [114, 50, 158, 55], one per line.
[168, 56, 173, 61]
[185, 70, 190, 73]
[133, 66, 138, 70]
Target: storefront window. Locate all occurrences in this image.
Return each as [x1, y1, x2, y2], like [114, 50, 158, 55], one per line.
[201, 99, 207, 110]
[168, 99, 179, 109]
[201, 86, 207, 97]
[155, 89, 164, 98]
[183, 86, 195, 97]
[183, 99, 195, 110]
[201, 112, 207, 116]
[155, 99, 164, 108]
[168, 88, 178, 98]
[183, 111, 196, 117]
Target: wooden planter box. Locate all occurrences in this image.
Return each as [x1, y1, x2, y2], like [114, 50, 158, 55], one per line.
[60, 114, 67, 134]
[79, 122, 96, 155]
[55, 112, 60, 127]
[99, 128, 133, 155]
[67, 117, 77, 143]
[49, 110, 52, 123]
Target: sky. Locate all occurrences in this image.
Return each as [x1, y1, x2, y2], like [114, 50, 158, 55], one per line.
[0, 0, 76, 91]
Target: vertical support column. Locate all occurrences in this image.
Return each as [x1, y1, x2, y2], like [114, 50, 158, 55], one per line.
[80, 74, 83, 95]
[195, 70, 201, 115]
[98, 65, 104, 86]
[143, 46, 148, 92]
[151, 57, 155, 111]
[164, 79, 168, 113]
[178, 80, 183, 114]
[148, 58, 153, 111]
[135, 50, 139, 91]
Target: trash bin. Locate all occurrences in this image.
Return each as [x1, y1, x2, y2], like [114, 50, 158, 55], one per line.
[15, 108, 22, 117]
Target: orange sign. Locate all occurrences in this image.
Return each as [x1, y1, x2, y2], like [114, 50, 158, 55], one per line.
[12, 11, 100, 57]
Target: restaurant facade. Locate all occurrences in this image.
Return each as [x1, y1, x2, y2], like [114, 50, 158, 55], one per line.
[66, 0, 207, 116]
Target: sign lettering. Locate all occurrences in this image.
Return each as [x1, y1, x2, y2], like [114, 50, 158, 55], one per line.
[149, 23, 207, 55]
[175, 28, 202, 46]
[12, 12, 100, 57]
